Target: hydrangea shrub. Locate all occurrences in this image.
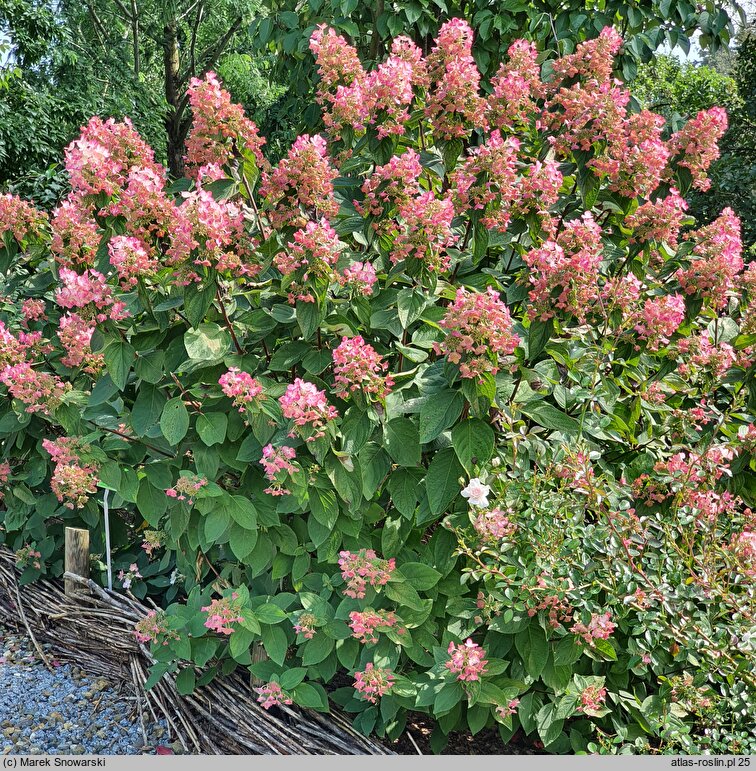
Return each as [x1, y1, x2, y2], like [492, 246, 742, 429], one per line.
[1, 21, 755, 754]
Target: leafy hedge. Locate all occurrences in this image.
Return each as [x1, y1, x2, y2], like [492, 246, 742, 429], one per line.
[1, 20, 755, 754]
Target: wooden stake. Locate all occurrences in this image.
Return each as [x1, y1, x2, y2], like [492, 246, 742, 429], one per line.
[249, 642, 268, 686]
[64, 527, 90, 596]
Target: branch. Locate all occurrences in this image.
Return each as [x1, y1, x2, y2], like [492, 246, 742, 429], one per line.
[216, 287, 244, 355]
[130, 0, 141, 78]
[178, 15, 243, 88]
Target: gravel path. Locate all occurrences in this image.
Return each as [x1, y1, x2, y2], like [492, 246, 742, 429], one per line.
[1, 626, 171, 755]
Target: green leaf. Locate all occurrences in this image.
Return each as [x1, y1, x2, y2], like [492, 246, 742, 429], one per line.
[255, 603, 288, 624]
[175, 667, 196, 695]
[528, 318, 553, 361]
[397, 562, 441, 591]
[451, 419, 495, 473]
[553, 636, 582, 666]
[134, 350, 165, 384]
[515, 625, 550, 680]
[184, 280, 216, 328]
[434, 681, 463, 714]
[536, 703, 564, 746]
[229, 496, 257, 529]
[397, 288, 426, 328]
[184, 323, 231, 362]
[383, 418, 421, 466]
[520, 401, 580, 434]
[300, 634, 335, 665]
[229, 524, 258, 561]
[136, 478, 168, 526]
[204, 506, 230, 543]
[310, 486, 339, 529]
[592, 638, 617, 661]
[197, 413, 228, 446]
[385, 579, 425, 611]
[261, 624, 288, 666]
[279, 668, 307, 691]
[387, 468, 423, 519]
[230, 628, 255, 660]
[293, 682, 330, 712]
[104, 340, 135, 391]
[419, 389, 464, 444]
[426, 448, 463, 515]
[296, 301, 323, 340]
[131, 384, 166, 436]
[160, 398, 190, 446]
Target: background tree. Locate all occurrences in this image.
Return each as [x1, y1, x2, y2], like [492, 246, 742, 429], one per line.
[634, 21, 756, 249]
[0, 0, 284, 197]
[248, 0, 745, 134]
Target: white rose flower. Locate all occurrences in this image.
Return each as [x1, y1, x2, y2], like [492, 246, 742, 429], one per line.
[461, 478, 491, 507]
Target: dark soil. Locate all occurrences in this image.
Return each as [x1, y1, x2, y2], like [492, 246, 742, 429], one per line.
[390, 713, 543, 755]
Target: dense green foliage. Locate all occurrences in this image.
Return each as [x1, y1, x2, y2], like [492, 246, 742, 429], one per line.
[1, 19, 755, 754]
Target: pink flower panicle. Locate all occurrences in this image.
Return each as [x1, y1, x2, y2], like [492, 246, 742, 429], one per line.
[488, 40, 542, 129]
[279, 378, 338, 441]
[353, 663, 395, 703]
[627, 189, 688, 248]
[551, 28, 624, 84]
[107, 167, 184, 258]
[358, 151, 423, 217]
[55, 268, 129, 323]
[437, 287, 520, 381]
[524, 213, 604, 322]
[579, 684, 608, 714]
[0, 361, 69, 415]
[108, 235, 160, 288]
[338, 549, 396, 599]
[259, 135, 339, 229]
[15, 544, 42, 570]
[21, 299, 47, 324]
[340, 261, 377, 296]
[165, 474, 208, 506]
[201, 592, 244, 635]
[49, 197, 101, 269]
[185, 72, 266, 175]
[58, 313, 104, 373]
[275, 218, 342, 302]
[309, 25, 366, 89]
[425, 19, 487, 139]
[731, 531, 756, 577]
[450, 131, 519, 231]
[571, 612, 616, 645]
[445, 638, 488, 682]
[260, 444, 299, 496]
[332, 336, 394, 400]
[348, 609, 401, 644]
[219, 368, 264, 413]
[179, 186, 259, 279]
[632, 294, 686, 351]
[588, 110, 669, 198]
[64, 116, 162, 198]
[391, 190, 455, 272]
[669, 107, 728, 191]
[496, 699, 521, 720]
[42, 437, 99, 509]
[141, 530, 163, 557]
[293, 612, 318, 639]
[118, 563, 142, 590]
[677, 208, 743, 310]
[134, 610, 178, 645]
[0, 193, 48, 246]
[255, 681, 294, 710]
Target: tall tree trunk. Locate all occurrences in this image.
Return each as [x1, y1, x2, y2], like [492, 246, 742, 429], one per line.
[163, 20, 184, 178]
